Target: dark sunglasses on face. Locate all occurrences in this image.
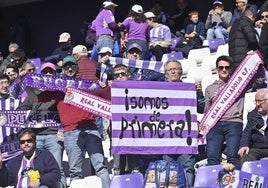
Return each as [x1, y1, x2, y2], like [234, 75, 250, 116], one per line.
[63, 64, 77, 70]
[261, 15, 268, 19]
[41, 69, 55, 74]
[114, 72, 128, 78]
[19, 138, 34, 145]
[218, 66, 231, 70]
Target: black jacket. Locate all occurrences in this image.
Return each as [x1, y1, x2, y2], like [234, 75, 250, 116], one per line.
[228, 15, 258, 68]
[240, 108, 268, 149]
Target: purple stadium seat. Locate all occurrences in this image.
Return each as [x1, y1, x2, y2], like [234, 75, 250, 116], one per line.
[170, 37, 181, 51]
[194, 164, 223, 187]
[241, 159, 268, 177]
[208, 38, 225, 53]
[161, 51, 184, 62]
[110, 173, 144, 188]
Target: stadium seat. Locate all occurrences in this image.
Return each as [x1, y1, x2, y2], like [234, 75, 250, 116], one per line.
[216, 44, 229, 57]
[110, 173, 144, 188]
[187, 66, 212, 82]
[242, 92, 256, 129]
[194, 164, 223, 187]
[179, 58, 197, 76]
[241, 159, 268, 177]
[188, 47, 210, 65]
[208, 38, 225, 53]
[170, 37, 181, 51]
[201, 55, 218, 72]
[69, 176, 102, 188]
[201, 74, 219, 94]
[161, 51, 184, 63]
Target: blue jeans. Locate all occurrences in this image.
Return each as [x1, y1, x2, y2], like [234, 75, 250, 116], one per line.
[206, 121, 243, 169]
[96, 36, 114, 61]
[36, 134, 66, 188]
[162, 154, 195, 187]
[64, 128, 110, 188]
[206, 28, 228, 41]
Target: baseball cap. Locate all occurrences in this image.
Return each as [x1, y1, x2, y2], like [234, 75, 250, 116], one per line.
[131, 4, 143, 13]
[99, 47, 112, 54]
[59, 32, 71, 43]
[62, 56, 77, 66]
[41, 62, 56, 72]
[213, 0, 223, 5]
[72, 45, 88, 56]
[144, 12, 156, 18]
[103, 1, 118, 8]
[127, 43, 142, 52]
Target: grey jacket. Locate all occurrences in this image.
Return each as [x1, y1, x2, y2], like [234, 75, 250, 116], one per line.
[205, 10, 232, 29]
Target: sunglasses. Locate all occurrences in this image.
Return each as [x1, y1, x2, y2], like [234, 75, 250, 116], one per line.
[261, 15, 268, 19]
[19, 138, 34, 145]
[114, 72, 128, 78]
[41, 69, 55, 74]
[5, 72, 17, 76]
[63, 64, 77, 70]
[218, 66, 231, 70]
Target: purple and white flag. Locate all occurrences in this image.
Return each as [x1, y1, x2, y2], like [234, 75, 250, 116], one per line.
[0, 98, 22, 161]
[109, 57, 164, 73]
[111, 81, 198, 155]
[64, 88, 111, 120]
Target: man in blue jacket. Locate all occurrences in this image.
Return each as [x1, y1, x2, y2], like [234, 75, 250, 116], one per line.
[0, 129, 61, 188]
[238, 89, 268, 165]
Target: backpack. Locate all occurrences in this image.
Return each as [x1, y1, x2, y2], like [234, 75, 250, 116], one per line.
[144, 160, 186, 188]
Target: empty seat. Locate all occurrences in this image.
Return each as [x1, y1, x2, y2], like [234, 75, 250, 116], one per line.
[194, 164, 223, 187]
[187, 66, 212, 82]
[216, 44, 229, 57]
[242, 92, 256, 129]
[161, 51, 184, 63]
[179, 58, 197, 76]
[201, 74, 219, 94]
[70, 176, 102, 188]
[201, 55, 218, 71]
[208, 38, 225, 53]
[170, 37, 181, 51]
[110, 173, 144, 188]
[188, 47, 211, 65]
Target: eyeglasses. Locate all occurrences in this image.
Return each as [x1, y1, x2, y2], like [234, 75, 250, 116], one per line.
[26, 68, 35, 73]
[63, 64, 78, 70]
[114, 72, 128, 78]
[5, 72, 17, 76]
[261, 15, 268, 19]
[254, 99, 268, 104]
[19, 138, 34, 145]
[167, 67, 181, 72]
[218, 66, 231, 70]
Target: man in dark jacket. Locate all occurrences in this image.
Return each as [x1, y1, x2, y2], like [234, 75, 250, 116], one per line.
[238, 89, 268, 166]
[228, 9, 258, 69]
[0, 129, 60, 188]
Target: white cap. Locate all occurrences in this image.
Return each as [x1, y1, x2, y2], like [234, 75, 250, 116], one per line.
[131, 4, 143, 13]
[144, 12, 156, 18]
[59, 32, 71, 43]
[99, 47, 112, 54]
[72, 45, 88, 56]
[103, 1, 118, 8]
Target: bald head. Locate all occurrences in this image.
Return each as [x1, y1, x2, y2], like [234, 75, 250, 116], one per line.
[255, 89, 268, 115]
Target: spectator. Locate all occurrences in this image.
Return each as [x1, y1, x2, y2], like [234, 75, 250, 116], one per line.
[205, 0, 232, 42]
[228, 0, 258, 29]
[4, 64, 19, 84]
[1, 129, 61, 187]
[185, 11, 206, 46]
[255, 9, 268, 41]
[19, 60, 36, 77]
[162, 59, 204, 186]
[150, 1, 169, 26]
[72, 44, 98, 80]
[17, 62, 67, 188]
[168, 0, 192, 35]
[238, 89, 268, 166]
[259, 22, 268, 69]
[120, 4, 150, 60]
[0, 52, 3, 65]
[52, 32, 74, 67]
[204, 55, 244, 169]
[25, 56, 111, 188]
[145, 11, 172, 61]
[2, 43, 19, 66]
[0, 48, 28, 74]
[92, 1, 119, 54]
[228, 9, 258, 68]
